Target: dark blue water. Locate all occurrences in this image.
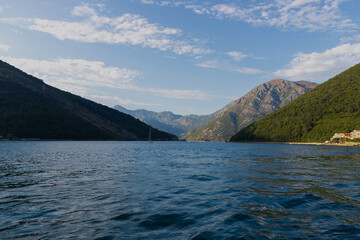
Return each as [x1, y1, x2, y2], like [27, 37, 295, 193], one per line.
[0, 141, 359, 239]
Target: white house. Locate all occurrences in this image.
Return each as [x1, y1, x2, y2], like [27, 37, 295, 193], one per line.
[331, 133, 346, 140]
[350, 130, 360, 139]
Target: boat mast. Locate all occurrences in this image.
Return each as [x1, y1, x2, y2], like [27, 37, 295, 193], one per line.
[148, 126, 152, 142]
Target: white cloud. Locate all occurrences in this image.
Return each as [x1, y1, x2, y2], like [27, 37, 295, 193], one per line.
[186, 0, 356, 32]
[141, 0, 356, 31]
[274, 43, 360, 81]
[227, 51, 247, 61]
[0, 7, 2, 14]
[1, 56, 214, 100]
[71, 4, 97, 17]
[49, 82, 90, 97]
[11, 29, 20, 34]
[196, 59, 218, 69]
[196, 59, 263, 74]
[0, 44, 10, 51]
[141, 0, 155, 4]
[119, 84, 212, 100]
[283, 0, 321, 10]
[0, 57, 139, 89]
[341, 34, 360, 43]
[141, 0, 188, 7]
[185, 5, 210, 15]
[146, 88, 210, 100]
[91, 95, 161, 107]
[4, 4, 210, 56]
[234, 67, 263, 74]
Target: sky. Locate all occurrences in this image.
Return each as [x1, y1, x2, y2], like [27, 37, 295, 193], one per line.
[0, 0, 360, 115]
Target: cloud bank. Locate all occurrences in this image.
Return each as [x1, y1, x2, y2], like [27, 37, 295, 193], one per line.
[144, 0, 357, 32]
[4, 4, 211, 56]
[1, 56, 214, 101]
[275, 43, 360, 81]
[0, 44, 10, 51]
[1, 56, 138, 88]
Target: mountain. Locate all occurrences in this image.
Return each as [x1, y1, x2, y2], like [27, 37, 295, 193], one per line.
[0, 60, 177, 140]
[230, 63, 360, 143]
[114, 104, 232, 138]
[185, 79, 318, 142]
[114, 106, 185, 137]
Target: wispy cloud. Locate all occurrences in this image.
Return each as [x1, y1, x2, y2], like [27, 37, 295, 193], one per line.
[147, 0, 357, 32]
[340, 34, 360, 44]
[1, 56, 216, 101]
[185, 5, 210, 15]
[0, 44, 10, 51]
[234, 67, 263, 74]
[141, 0, 189, 7]
[1, 56, 139, 89]
[145, 88, 210, 100]
[227, 51, 247, 61]
[2, 4, 211, 56]
[196, 59, 263, 74]
[91, 95, 161, 107]
[211, 1, 356, 31]
[274, 43, 360, 81]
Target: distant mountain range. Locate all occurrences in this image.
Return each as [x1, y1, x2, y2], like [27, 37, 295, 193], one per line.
[0, 60, 177, 140]
[185, 79, 318, 141]
[115, 79, 317, 141]
[230, 63, 360, 143]
[114, 105, 231, 138]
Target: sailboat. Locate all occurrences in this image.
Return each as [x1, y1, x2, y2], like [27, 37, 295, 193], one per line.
[148, 126, 153, 143]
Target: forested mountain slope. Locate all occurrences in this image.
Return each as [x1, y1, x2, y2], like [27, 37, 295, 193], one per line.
[230, 63, 360, 143]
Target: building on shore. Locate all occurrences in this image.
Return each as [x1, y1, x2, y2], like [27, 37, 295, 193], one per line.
[331, 133, 347, 140]
[350, 130, 360, 139]
[331, 130, 360, 142]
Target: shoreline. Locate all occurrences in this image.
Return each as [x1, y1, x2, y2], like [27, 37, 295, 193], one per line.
[286, 142, 360, 147]
[229, 141, 360, 147]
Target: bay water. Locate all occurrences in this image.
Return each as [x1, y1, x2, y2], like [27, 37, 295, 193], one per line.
[0, 141, 359, 239]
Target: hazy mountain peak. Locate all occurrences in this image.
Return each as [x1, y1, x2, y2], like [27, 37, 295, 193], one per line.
[114, 105, 217, 138]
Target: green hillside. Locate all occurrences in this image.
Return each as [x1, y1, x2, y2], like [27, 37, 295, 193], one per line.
[230, 63, 360, 143]
[0, 60, 177, 140]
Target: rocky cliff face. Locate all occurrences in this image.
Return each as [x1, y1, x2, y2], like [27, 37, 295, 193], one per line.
[185, 79, 318, 142]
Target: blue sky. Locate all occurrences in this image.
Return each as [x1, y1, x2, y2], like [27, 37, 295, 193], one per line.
[0, 0, 360, 115]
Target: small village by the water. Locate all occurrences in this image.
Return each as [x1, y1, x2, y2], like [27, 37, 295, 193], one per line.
[326, 129, 360, 146]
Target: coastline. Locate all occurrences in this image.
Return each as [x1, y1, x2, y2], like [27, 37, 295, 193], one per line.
[286, 142, 360, 147]
[228, 141, 360, 147]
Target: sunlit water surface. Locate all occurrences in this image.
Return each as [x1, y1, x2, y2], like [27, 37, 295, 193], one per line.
[1, 141, 359, 239]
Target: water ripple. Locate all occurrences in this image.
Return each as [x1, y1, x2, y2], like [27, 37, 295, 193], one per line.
[0, 141, 359, 239]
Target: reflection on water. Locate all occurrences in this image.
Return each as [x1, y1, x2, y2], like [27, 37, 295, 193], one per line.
[0, 141, 359, 239]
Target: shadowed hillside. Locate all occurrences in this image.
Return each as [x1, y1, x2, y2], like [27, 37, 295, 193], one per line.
[0, 60, 177, 140]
